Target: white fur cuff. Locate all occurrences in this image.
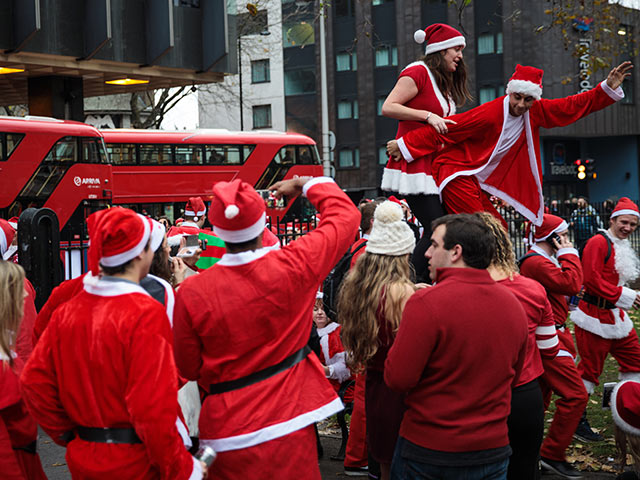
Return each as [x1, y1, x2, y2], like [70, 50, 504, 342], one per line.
[616, 286, 636, 310]
[397, 137, 414, 163]
[600, 80, 625, 101]
[557, 247, 579, 258]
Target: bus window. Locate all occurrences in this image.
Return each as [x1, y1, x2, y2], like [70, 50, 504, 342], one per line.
[274, 146, 296, 165]
[204, 145, 254, 165]
[107, 143, 137, 164]
[0, 132, 25, 161]
[140, 144, 173, 165]
[175, 145, 204, 165]
[45, 136, 77, 163]
[81, 138, 108, 164]
[297, 146, 315, 165]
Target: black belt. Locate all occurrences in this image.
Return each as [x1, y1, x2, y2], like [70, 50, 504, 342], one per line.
[582, 293, 616, 310]
[555, 323, 566, 330]
[76, 426, 142, 444]
[210, 345, 311, 395]
[13, 440, 37, 454]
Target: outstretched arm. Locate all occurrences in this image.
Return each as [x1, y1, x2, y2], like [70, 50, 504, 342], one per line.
[537, 61, 632, 129]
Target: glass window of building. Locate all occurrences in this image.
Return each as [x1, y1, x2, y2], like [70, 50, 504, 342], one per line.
[477, 33, 494, 54]
[283, 20, 315, 47]
[338, 148, 359, 168]
[336, 52, 357, 71]
[251, 59, 270, 83]
[378, 146, 388, 164]
[375, 45, 398, 67]
[338, 100, 358, 119]
[284, 68, 316, 95]
[377, 97, 386, 115]
[496, 32, 503, 54]
[253, 105, 272, 128]
[479, 87, 497, 104]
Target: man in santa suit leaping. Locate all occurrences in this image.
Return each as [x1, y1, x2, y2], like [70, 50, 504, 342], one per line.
[172, 176, 360, 479]
[387, 62, 632, 227]
[571, 198, 640, 408]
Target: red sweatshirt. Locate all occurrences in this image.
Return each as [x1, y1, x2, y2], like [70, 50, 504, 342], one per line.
[384, 268, 528, 453]
[498, 275, 559, 386]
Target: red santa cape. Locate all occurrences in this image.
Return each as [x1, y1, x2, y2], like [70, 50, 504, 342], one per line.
[397, 81, 623, 226]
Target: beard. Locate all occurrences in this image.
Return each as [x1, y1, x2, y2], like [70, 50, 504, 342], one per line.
[612, 234, 640, 285]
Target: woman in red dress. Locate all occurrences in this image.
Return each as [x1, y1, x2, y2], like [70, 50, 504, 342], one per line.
[0, 261, 47, 480]
[381, 23, 471, 280]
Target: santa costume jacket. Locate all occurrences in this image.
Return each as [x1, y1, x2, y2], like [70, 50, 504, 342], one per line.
[173, 178, 359, 469]
[0, 353, 47, 480]
[381, 62, 456, 196]
[316, 322, 353, 392]
[519, 244, 583, 355]
[396, 81, 623, 225]
[570, 230, 638, 339]
[20, 277, 199, 480]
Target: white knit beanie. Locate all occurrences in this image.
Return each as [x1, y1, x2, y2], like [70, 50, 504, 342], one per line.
[365, 201, 416, 256]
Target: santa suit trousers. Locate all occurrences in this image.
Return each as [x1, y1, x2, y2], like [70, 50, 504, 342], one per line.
[575, 326, 640, 387]
[344, 373, 368, 468]
[539, 355, 588, 462]
[440, 176, 507, 229]
[210, 424, 320, 480]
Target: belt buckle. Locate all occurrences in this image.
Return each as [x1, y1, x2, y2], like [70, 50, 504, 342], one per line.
[598, 297, 606, 309]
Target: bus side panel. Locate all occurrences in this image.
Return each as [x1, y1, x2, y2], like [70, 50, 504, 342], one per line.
[42, 164, 113, 229]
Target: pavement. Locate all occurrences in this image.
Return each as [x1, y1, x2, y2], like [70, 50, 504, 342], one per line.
[37, 428, 621, 479]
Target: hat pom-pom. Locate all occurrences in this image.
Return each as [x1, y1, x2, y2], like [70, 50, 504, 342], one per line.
[225, 205, 240, 219]
[414, 29, 426, 44]
[375, 201, 403, 223]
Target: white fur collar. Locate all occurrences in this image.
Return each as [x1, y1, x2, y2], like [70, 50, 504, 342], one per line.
[316, 322, 340, 337]
[605, 229, 640, 285]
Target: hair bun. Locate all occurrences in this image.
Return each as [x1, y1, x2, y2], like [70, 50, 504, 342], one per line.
[375, 201, 403, 224]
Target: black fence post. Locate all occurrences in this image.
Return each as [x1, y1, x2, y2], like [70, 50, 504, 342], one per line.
[18, 208, 62, 310]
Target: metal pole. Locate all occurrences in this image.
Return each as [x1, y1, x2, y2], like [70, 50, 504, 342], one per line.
[238, 36, 244, 131]
[319, 1, 330, 177]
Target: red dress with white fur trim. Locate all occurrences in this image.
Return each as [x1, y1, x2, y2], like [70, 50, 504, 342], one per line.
[173, 178, 359, 479]
[381, 62, 455, 196]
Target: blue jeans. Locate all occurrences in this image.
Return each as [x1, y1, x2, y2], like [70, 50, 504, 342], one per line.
[390, 437, 509, 480]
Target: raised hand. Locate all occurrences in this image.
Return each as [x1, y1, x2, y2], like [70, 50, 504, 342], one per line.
[606, 61, 633, 90]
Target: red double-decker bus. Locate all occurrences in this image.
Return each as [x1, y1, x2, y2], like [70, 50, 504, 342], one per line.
[102, 128, 322, 222]
[0, 116, 111, 232]
[0, 117, 323, 235]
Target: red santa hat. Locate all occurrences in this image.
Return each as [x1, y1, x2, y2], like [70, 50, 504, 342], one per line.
[611, 380, 640, 436]
[611, 197, 640, 219]
[185, 197, 207, 222]
[87, 207, 164, 275]
[506, 64, 544, 100]
[532, 214, 568, 242]
[209, 180, 266, 243]
[0, 219, 15, 257]
[414, 23, 465, 56]
[8, 216, 18, 230]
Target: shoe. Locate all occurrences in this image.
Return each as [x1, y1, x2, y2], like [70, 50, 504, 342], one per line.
[540, 457, 583, 479]
[573, 416, 604, 442]
[344, 466, 369, 476]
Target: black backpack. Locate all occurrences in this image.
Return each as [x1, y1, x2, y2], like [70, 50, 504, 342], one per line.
[322, 240, 367, 320]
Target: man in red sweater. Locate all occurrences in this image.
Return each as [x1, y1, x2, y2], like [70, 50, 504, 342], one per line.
[385, 213, 528, 479]
[519, 214, 592, 478]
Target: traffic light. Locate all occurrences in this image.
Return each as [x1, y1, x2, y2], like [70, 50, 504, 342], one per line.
[575, 159, 586, 180]
[585, 158, 596, 179]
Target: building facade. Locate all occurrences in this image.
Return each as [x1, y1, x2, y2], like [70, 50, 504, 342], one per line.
[199, 0, 640, 203]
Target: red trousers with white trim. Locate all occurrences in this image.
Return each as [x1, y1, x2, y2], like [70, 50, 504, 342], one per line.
[344, 373, 368, 468]
[209, 424, 320, 480]
[557, 327, 577, 358]
[441, 176, 507, 229]
[539, 355, 588, 462]
[575, 326, 640, 386]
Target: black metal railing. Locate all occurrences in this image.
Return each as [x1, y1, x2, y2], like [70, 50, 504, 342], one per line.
[498, 200, 640, 259]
